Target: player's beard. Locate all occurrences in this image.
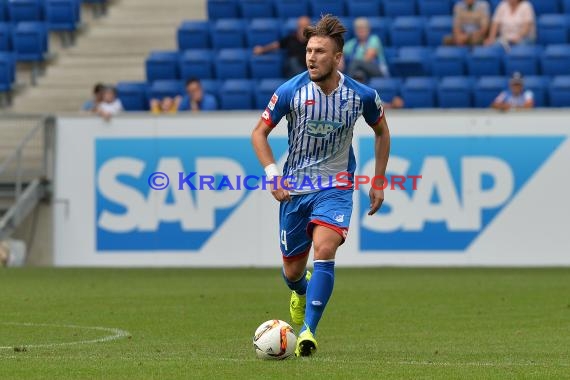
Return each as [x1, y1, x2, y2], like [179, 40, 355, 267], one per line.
[309, 63, 334, 83]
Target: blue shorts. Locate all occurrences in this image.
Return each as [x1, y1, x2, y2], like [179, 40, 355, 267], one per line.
[279, 188, 353, 262]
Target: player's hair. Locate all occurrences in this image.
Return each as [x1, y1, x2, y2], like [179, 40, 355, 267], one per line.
[303, 14, 347, 52]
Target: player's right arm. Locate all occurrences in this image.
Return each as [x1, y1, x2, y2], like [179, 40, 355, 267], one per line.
[251, 85, 293, 202]
[251, 120, 291, 202]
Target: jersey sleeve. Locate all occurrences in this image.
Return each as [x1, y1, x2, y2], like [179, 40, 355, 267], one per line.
[260, 83, 292, 128]
[362, 89, 384, 127]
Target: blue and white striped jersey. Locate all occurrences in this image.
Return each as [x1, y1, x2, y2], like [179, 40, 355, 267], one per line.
[261, 71, 384, 194]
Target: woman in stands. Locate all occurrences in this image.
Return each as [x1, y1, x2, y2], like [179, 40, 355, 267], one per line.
[484, 0, 536, 48]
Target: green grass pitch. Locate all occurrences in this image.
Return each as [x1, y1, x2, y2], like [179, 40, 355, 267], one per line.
[1, 268, 569, 379]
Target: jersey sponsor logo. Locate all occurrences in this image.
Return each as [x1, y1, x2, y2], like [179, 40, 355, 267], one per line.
[306, 120, 343, 138]
[95, 137, 288, 251]
[358, 136, 565, 251]
[268, 93, 278, 111]
[305, 99, 315, 106]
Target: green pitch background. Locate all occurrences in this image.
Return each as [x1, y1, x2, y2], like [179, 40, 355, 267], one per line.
[1, 268, 569, 379]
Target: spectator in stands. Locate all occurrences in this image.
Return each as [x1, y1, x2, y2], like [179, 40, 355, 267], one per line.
[444, 0, 490, 46]
[484, 0, 536, 48]
[150, 96, 181, 114]
[491, 72, 534, 111]
[340, 17, 389, 82]
[82, 83, 104, 112]
[95, 85, 124, 120]
[253, 16, 310, 77]
[178, 78, 217, 112]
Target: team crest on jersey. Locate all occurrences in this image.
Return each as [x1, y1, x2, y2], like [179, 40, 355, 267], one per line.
[306, 120, 343, 138]
[340, 99, 349, 111]
[268, 93, 278, 111]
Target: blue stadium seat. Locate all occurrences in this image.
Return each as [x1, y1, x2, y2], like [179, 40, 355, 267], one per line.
[215, 48, 249, 79]
[563, 0, 570, 14]
[337, 16, 354, 40]
[417, 0, 451, 16]
[13, 22, 48, 61]
[368, 17, 391, 47]
[549, 75, 570, 106]
[239, 0, 274, 19]
[0, 22, 11, 51]
[255, 78, 285, 109]
[220, 79, 255, 109]
[437, 76, 474, 108]
[391, 46, 432, 77]
[211, 19, 246, 49]
[401, 77, 437, 108]
[281, 17, 298, 37]
[145, 51, 180, 82]
[382, 0, 416, 17]
[310, 0, 345, 17]
[0, 0, 7, 21]
[177, 21, 210, 50]
[537, 14, 569, 45]
[488, 0, 501, 12]
[467, 46, 504, 76]
[246, 18, 281, 47]
[7, 0, 43, 22]
[0, 51, 15, 93]
[503, 45, 541, 76]
[147, 80, 184, 100]
[249, 52, 283, 79]
[390, 16, 426, 46]
[425, 15, 452, 46]
[541, 44, 570, 75]
[532, 0, 560, 15]
[346, 0, 381, 17]
[45, 0, 79, 31]
[368, 77, 402, 103]
[523, 75, 549, 107]
[116, 81, 148, 111]
[200, 79, 222, 103]
[474, 76, 507, 108]
[179, 49, 215, 80]
[275, 0, 309, 19]
[207, 0, 239, 20]
[431, 46, 467, 76]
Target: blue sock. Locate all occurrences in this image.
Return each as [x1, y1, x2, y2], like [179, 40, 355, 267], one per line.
[300, 260, 335, 336]
[282, 268, 308, 295]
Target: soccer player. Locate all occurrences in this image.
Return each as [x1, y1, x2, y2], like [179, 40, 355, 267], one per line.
[251, 15, 391, 357]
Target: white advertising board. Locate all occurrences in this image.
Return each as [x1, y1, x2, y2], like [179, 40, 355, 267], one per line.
[54, 111, 570, 266]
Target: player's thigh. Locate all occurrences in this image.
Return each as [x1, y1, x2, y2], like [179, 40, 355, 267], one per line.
[279, 196, 312, 262]
[308, 188, 353, 258]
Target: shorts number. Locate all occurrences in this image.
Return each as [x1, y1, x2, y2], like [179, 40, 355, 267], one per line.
[280, 229, 288, 251]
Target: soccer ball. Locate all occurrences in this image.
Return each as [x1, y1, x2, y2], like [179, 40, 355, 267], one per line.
[252, 319, 296, 360]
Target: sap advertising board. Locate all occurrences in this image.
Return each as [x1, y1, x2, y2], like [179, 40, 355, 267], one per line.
[54, 112, 570, 267]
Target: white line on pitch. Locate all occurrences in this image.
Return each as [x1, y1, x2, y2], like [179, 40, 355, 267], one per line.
[0, 322, 131, 349]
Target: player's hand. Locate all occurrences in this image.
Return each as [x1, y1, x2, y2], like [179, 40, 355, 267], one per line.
[368, 187, 384, 215]
[270, 176, 291, 202]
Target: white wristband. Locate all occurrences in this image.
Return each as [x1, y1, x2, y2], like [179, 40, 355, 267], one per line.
[264, 163, 280, 180]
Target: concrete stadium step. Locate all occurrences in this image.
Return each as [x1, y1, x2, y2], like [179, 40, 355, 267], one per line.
[7, 0, 206, 114]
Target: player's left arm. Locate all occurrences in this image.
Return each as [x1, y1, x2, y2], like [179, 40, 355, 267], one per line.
[368, 116, 390, 215]
[362, 90, 391, 216]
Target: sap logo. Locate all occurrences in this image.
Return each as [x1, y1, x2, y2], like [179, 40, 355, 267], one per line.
[306, 120, 343, 138]
[98, 157, 245, 233]
[358, 136, 564, 251]
[95, 137, 288, 251]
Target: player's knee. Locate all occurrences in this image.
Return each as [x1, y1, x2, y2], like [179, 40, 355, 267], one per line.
[283, 261, 306, 281]
[313, 240, 338, 261]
